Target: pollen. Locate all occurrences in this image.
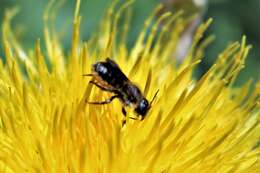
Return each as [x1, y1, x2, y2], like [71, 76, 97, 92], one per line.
[0, 0, 259, 173]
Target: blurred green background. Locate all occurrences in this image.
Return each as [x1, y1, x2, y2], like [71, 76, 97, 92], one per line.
[0, 0, 259, 85]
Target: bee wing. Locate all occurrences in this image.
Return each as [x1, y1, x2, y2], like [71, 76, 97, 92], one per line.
[106, 58, 129, 80]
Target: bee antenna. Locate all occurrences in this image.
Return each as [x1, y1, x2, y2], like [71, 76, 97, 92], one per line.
[82, 74, 93, 77]
[150, 89, 159, 105]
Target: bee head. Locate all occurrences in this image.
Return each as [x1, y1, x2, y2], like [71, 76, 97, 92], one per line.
[135, 90, 159, 120]
[135, 98, 150, 119]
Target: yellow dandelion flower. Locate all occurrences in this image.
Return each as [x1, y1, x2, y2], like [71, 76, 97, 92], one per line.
[0, 1, 259, 173]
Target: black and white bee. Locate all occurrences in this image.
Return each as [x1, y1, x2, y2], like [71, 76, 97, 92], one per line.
[84, 58, 158, 123]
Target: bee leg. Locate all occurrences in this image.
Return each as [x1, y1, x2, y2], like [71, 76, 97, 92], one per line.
[129, 117, 138, 120]
[121, 107, 127, 126]
[121, 108, 139, 126]
[86, 95, 119, 105]
[82, 74, 93, 77]
[122, 107, 127, 116]
[122, 119, 126, 127]
[89, 81, 114, 92]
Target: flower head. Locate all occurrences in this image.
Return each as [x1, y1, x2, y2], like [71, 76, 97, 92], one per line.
[0, 1, 259, 173]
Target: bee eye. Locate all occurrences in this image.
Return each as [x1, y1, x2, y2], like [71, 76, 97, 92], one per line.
[135, 99, 149, 116]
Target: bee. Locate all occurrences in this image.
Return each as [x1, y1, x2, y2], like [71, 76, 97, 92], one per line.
[84, 58, 158, 122]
